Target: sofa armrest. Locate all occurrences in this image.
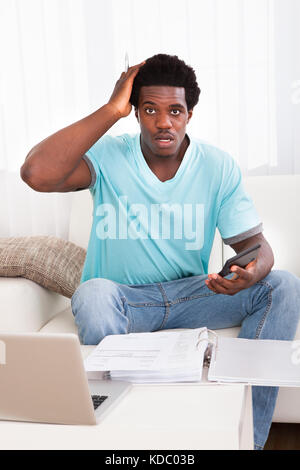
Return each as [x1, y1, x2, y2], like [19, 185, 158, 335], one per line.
[0, 278, 70, 333]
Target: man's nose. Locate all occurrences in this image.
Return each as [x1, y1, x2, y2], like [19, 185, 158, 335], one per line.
[156, 113, 172, 128]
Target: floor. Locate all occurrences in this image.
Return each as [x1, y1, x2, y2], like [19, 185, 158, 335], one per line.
[264, 423, 300, 450]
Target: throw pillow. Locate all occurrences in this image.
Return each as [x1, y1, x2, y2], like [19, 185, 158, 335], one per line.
[0, 236, 87, 298]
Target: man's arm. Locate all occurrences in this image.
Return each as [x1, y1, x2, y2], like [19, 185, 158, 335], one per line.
[21, 104, 120, 192]
[205, 232, 274, 295]
[20, 60, 145, 192]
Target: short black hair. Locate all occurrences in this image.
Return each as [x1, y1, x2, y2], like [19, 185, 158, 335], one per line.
[130, 53, 201, 111]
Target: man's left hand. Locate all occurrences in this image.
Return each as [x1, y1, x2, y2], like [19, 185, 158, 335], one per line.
[205, 260, 257, 296]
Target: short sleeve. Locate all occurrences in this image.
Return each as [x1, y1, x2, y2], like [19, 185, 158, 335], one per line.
[82, 134, 117, 194]
[81, 154, 96, 190]
[217, 157, 262, 243]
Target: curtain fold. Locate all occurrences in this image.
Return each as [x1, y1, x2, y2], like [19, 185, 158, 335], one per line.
[273, 0, 300, 175]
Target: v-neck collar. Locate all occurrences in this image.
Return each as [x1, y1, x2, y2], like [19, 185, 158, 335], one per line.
[135, 133, 194, 188]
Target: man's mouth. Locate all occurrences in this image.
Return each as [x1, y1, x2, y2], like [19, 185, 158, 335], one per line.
[155, 139, 174, 147]
[154, 136, 175, 147]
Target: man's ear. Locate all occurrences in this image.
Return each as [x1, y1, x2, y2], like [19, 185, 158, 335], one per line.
[187, 109, 193, 123]
[134, 107, 139, 122]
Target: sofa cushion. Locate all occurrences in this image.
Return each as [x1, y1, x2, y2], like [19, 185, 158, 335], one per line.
[0, 277, 70, 333]
[0, 236, 86, 298]
[38, 307, 78, 335]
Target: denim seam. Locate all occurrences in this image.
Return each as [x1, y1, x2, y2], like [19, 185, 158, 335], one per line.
[121, 296, 132, 334]
[254, 280, 273, 339]
[127, 292, 215, 308]
[157, 283, 171, 330]
[254, 443, 264, 450]
[170, 292, 216, 304]
[126, 302, 165, 307]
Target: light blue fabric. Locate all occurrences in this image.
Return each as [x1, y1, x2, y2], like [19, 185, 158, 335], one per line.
[80, 133, 261, 285]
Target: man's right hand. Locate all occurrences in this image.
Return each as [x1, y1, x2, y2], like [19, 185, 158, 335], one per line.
[21, 60, 146, 192]
[107, 60, 146, 119]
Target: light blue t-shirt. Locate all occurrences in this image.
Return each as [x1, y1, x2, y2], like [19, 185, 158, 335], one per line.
[80, 133, 262, 285]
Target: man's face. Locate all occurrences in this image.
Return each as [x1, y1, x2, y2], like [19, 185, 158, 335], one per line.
[135, 86, 193, 157]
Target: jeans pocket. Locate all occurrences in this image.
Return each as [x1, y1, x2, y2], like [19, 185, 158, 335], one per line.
[125, 303, 166, 333]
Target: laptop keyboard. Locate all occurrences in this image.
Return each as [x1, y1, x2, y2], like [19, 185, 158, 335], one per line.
[91, 395, 108, 410]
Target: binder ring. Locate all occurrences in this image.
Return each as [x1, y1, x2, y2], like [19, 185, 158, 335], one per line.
[196, 329, 218, 350]
[196, 329, 218, 366]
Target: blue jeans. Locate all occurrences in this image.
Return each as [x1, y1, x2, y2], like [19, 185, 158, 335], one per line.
[71, 270, 300, 449]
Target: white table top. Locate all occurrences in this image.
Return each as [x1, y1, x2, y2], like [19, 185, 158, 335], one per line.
[0, 380, 253, 450]
[0, 345, 253, 450]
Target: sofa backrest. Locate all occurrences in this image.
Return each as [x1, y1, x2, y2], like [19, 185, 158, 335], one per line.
[68, 189, 93, 249]
[223, 175, 300, 277]
[68, 175, 300, 278]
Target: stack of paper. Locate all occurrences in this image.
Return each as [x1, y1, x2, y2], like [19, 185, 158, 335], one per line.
[84, 328, 208, 383]
[84, 327, 300, 387]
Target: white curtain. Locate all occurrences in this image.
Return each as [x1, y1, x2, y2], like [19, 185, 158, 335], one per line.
[0, 0, 90, 238]
[84, 0, 300, 175]
[1, 0, 299, 239]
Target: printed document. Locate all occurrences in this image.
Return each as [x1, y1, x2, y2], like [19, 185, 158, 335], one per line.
[84, 328, 208, 382]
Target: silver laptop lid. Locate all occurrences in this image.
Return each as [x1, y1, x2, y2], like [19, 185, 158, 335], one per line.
[0, 333, 96, 425]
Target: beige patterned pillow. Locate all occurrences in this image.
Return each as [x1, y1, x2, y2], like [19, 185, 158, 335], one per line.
[0, 236, 87, 298]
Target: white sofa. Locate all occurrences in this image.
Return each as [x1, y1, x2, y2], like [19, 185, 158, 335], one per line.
[1, 175, 300, 423]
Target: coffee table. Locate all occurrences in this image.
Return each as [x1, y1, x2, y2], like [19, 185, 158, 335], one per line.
[0, 347, 253, 450]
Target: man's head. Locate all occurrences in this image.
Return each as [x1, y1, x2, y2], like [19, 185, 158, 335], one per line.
[130, 54, 200, 158]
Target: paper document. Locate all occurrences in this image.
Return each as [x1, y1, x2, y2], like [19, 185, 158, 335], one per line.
[84, 327, 300, 386]
[84, 328, 208, 383]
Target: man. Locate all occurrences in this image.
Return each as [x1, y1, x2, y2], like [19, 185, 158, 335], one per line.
[21, 54, 300, 450]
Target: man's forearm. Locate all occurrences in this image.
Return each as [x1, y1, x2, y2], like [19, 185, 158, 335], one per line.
[230, 233, 274, 284]
[21, 103, 120, 187]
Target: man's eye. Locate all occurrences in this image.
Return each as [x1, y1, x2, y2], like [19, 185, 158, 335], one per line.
[145, 108, 181, 115]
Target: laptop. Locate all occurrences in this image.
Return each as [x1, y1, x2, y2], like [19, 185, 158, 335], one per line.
[0, 333, 131, 425]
